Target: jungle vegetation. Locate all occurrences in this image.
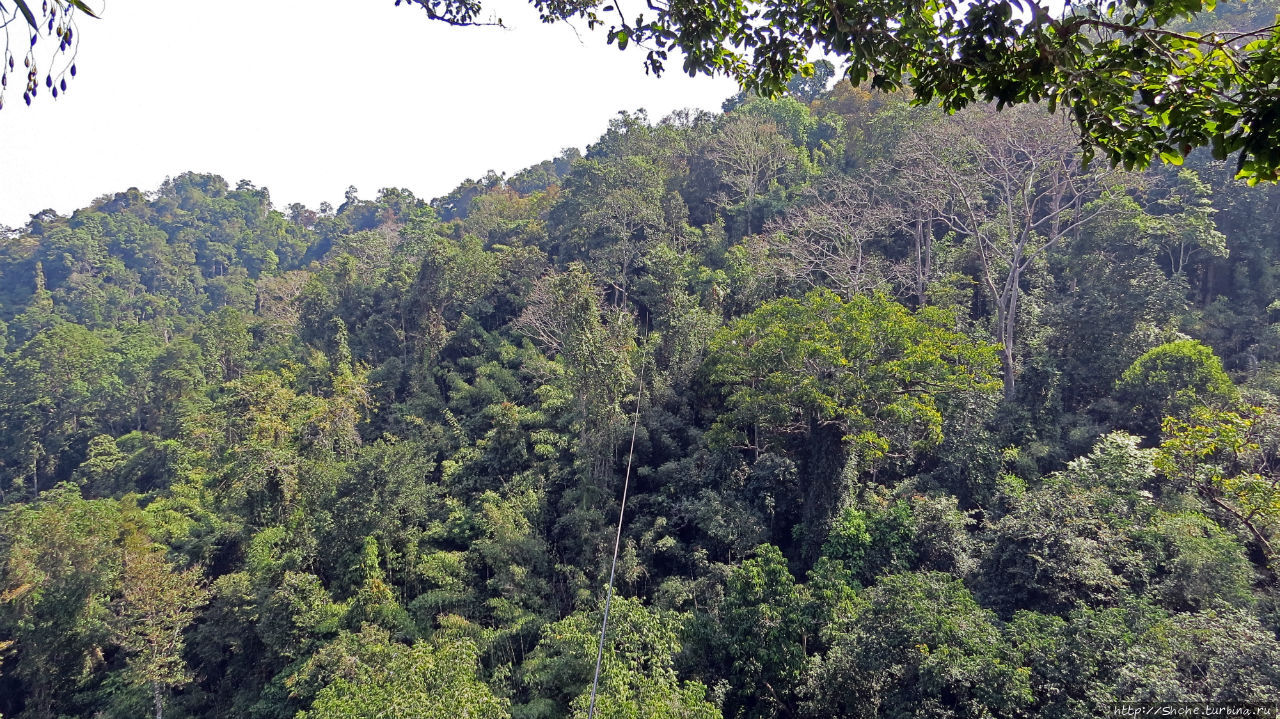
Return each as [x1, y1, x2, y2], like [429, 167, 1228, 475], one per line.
[3, 77, 1280, 716]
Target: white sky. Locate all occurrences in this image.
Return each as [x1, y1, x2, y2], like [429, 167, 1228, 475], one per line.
[0, 0, 738, 227]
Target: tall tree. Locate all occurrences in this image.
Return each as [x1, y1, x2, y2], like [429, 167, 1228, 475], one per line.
[708, 113, 800, 236]
[0, 323, 122, 496]
[761, 176, 899, 299]
[707, 289, 999, 558]
[920, 105, 1121, 400]
[515, 264, 638, 482]
[114, 520, 210, 719]
[0, 487, 121, 719]
[521, 595, 719, 719]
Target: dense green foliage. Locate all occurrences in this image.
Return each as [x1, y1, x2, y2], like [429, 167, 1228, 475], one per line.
[3, 84, 1280, 718]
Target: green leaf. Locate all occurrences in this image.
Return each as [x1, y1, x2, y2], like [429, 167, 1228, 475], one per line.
[13, 0, 36, 28]
[64, 0, 100, 18]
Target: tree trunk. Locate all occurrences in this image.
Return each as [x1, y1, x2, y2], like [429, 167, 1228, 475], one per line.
[1000, 341, 1016, 403]
[989, 257, 1022, 403]
[911, 218, 924, 307]
[800, 422, 850, 566]
[153, 682, 164, 719]
[1000, 278, 1019, 403]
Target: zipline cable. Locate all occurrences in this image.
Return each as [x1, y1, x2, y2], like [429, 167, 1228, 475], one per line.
[586, 368, 645, 719]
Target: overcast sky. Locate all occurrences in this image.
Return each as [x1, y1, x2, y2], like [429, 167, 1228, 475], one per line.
[0, 0, 738, 227]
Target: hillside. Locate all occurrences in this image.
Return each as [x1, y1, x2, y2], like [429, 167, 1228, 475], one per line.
[2, 90, 1280, 718]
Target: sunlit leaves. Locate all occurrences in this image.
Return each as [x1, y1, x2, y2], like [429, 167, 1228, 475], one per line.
[1156, 406, 1280, 568]
[707, 289, 999, 464]
[293, 625, 509, 719]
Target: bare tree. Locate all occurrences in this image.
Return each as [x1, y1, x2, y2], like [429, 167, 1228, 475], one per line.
[873, 133, 962, 308]
[921, 105, 1121, 401]
[254, 270, 311, 337]
[762, 177, 901, 299]
[514, 272, 582, 356]
[708, 113, 797, 235]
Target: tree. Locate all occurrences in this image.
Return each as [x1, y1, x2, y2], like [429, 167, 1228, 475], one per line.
[721, 60, 838, 110]
[550, 155, 672, 304]
[785, 59, 836, 104]
[515, 264, 637, 482]
[0, 486, 121, 719]
[0, 323, 123, 496]
[707, 112, 799, 236]
[706, 289, 999, 558]
[196, 308, 252, 383]
[291, 625, 509, 719]
[800, 571, 1032, 718]
[1140, 511, 1254, 611]
[520, 595, 719, 719]
[1115, 339, 1238, 437]
[1141, 168, 1229, 277]
[978, 481, 1141, 614]
[402, 231, 500, 368]
[977, 432, 1152, 614]
[760, 177, 899, 300]
[916, 105, 1121, 401]
[1115, 605, 1280, 701]
[717, 544, 808, 718]
[342, 537, 415, 639]
[113, 521, 210, 719]
[1156, 405, 1280, 571]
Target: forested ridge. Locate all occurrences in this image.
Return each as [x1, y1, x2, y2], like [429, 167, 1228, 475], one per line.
[3, 81, 1280, 718]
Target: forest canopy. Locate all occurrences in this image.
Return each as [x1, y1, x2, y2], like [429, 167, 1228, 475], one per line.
[2, 77, 1280, 716]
